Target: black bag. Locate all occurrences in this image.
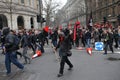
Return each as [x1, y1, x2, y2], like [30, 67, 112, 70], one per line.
[14, 36, 20, 50]
[66, 50, 72, 57]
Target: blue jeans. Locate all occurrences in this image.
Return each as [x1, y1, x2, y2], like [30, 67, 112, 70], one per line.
[52, 40, 57, 47]
[119, 35, 120, 46]
[5, 51, 24, 74]
[86, 39, 91, 48]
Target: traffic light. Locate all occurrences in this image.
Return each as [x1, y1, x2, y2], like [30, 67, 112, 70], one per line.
[37, 15, 46, 23]
[42, 18, 46, 23]
[37, 15, 41, 22]
[117, 14, 120, 21]
[103, 17, 107, 24]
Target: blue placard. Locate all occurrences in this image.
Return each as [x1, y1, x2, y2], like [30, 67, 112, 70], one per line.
[95, 42, 104, 50]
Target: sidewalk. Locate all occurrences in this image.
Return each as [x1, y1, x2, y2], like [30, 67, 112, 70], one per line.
[0, 51, 5, 72]
[0, 52, 7, 79]
[0, 49, 33, 80]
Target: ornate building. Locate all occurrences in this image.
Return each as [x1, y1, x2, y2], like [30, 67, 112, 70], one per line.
[0, 0, 41, 30]
[56, 0, 86, 27]
[86, 0, 120, 27]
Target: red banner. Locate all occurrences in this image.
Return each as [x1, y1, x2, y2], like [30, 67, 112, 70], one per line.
[73, 25, 76, 41]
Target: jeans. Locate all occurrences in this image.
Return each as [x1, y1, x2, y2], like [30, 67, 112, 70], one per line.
[52, 40, 57, 47]
[38, 43, 44, 53]
[5, 51, 24, 74]
[29, 43, 36, 54]
[23, 46, 30, 63]
[86, 39, 91, 48]
[118, 35, 120, 47]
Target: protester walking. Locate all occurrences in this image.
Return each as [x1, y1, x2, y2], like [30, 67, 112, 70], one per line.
[102, 29, 114, 55]
[55, 29, 73, 77]
[2, 27, 24, 76]
[85, 29, 91, 48]
[113, 29, 119, 49]
[20, 30, 31, 64]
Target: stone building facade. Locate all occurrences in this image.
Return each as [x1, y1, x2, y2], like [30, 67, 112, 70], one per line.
[57, 0, 86, 28]
[86, 0, 120, 27]
[0, 0, 40, 30]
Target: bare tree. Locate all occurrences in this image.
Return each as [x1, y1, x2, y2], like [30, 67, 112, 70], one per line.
[1, 0, 16, 29]
[55, 10, 67, 26]
[43, 0, 60, 26]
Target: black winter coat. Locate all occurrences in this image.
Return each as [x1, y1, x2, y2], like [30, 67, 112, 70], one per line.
[5, 33, 16, 52]
[57, 35, 72, 56]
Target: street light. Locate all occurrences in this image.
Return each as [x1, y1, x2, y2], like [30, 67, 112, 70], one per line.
[38, 0, 42, 28]
[10, 0, 13, 29]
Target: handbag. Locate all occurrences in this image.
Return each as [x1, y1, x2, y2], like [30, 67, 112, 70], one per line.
[66, 50, 72, 57]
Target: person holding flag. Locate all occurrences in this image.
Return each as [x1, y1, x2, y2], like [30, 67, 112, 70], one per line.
[88, 11, 93, 32]
[73, 21, 81, 47]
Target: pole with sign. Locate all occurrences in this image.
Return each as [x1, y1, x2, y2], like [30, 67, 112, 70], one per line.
[95, 42, 104, 51]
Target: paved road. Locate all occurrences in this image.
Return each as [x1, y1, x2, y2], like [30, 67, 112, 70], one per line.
[0, 46, 120, 80]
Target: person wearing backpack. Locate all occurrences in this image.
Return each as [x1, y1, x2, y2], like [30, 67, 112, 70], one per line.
[2, 28, 24, 76]
[11, 30, 22, 58]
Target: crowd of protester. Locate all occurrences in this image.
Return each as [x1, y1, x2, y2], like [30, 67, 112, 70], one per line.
[0, 25, 120, 76]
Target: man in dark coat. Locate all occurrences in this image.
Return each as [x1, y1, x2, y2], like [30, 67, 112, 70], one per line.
[55, 30, 73, 77]
[102, 29, 114, 54]
[2, 27, 24, 76]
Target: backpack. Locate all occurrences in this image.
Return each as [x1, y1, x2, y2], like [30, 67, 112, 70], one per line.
[14, 35, 20, 50]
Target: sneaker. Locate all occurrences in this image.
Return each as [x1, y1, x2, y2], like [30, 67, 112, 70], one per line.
[57, 73, 63, 77]
[2, 73, 11, 77]
[23, 62, 27, 65]
[28, 59, 31, 64]
[21, 67, 27, 72]
[103, 53, 107, 55]
[68, 66, 73, 70]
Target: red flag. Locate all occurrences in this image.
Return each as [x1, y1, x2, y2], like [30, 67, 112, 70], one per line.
[73, 21, 80, 41]
[89, 12, 93, 27]
[87, 11, 93, 31]
[75, 21, 80, 25]
[43, 26, 49, 32]
[73, 25, 76, 41]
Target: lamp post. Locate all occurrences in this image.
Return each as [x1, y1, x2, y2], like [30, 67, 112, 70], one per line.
[10, 0, 13, 29]
[39, 0, 42, 28]
[85, 0, 88, 27]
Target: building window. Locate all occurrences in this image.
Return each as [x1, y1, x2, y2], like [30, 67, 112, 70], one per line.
[99, 11, 102, 19]
[112, 7, 115, 17]
[29, 0, 31, 5]
[37, 4, 39, 10]
[106, 9, 108, 17]
[21, 0, 24, 4]
[99, 0, 102, 6]
[105, 0, 108, 6]
[112, 0, 115, 3]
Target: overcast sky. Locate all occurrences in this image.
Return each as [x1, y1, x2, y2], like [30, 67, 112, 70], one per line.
[42, 0, 67, 9]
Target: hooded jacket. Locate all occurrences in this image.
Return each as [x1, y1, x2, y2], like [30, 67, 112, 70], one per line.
[56, 32, 72, 57]
[5, 32, 16, 52]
